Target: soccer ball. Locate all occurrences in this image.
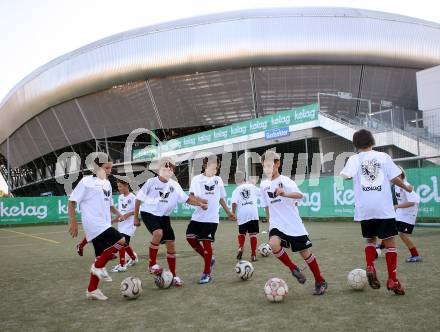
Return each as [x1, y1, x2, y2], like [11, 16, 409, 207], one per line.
[347, 268, 368, 290]
[235, 260, 254, 281]
[258, 243, 272, 257]
[264, 278, 288, 302]
[120, 276, 142, 299]
[154, 270, 174, 289]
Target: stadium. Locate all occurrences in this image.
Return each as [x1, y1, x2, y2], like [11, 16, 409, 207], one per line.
[1, 7, 440, 197]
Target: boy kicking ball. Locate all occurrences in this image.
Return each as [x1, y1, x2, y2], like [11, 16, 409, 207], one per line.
[111, 179, 139, 272]
[231, 171, 261, 262]
[68, 154, 125, 301]
[260, 151, 327, 295]
[340, 129, 413, 295]
[394, 167, 422, 263]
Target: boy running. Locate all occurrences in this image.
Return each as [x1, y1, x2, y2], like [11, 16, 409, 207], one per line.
[340, 129, 413, 295]
[231, 171, 260, 262]
[260, 151, 327, 295]
[134, 157, 208, 287]
[68, 154, 125, 301]
[111, 179, 139, 272]
[186, 155, 236, 284]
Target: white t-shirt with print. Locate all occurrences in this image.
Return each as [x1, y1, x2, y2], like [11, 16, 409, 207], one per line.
[137, 177, 189, 217]
[69, 176, 113, 241]
[260, 175, 308, 237]
[231, 183, 260, 225]
[117, 192, 136, 236]
[340, 150, 402, 221]
[190, 174, 226, 223]
[395, 182, 420, 225]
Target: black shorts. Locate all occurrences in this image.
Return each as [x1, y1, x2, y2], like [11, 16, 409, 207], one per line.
[140, 211, 175, 244]
[121, 233, 131, 245]
[238, 220, 259, 235]
[186, 220, 218, 242]
[91, 227, 124, 257]
[269, 228, 312, 252]
[360, 218, 398, 239]
[396, 220, 415, 234]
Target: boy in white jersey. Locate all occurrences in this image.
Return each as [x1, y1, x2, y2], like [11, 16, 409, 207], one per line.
[260, 151, 327, 295]
[394, 167, 422, 262]
[231, 171, 260, 262]
[341, 129, 413, 295]
[134, 157, 208, 287]
[111, 179, 139, 272]
[186, 156, 236, 284]
[68, 154, 125, 301]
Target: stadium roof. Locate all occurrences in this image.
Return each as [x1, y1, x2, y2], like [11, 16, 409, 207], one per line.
[1, 7, 440, 147]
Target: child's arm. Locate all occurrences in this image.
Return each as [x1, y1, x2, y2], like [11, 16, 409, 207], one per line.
[394, 202, 415, 209]
[186, 195, 208, 210]
[220, 198, 236, 221]
[110, 206, 123, 220]
[264, 207, 270, 221]
[134, 199, 141, 226]
[391, 177, 413, 193]
[68, 201, 78, 238]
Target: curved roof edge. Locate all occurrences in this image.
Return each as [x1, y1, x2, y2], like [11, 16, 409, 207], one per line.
[1, 6, 440, 145]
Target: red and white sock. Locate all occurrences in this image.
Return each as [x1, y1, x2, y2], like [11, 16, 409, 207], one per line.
[304, 254, 325, 283]
[119, 246, 126, 267]
[385, 247, 398, 282]
[365, 243, 376, 268]
[273, 248, 296, 271]
[250, 233, 257, 256]
[186, 236, 205, 258]
[409, 247, 419, 257]
[149, 242, 160, 267]
[202, 240, 213, 274]
[167, 252, 176, 277]
[125, 246, 136, 260]
[88, 274, 100, 292]
[79, 237, 88, 248]
[95, 242, 123, 268]
[238, 234, 245, 250]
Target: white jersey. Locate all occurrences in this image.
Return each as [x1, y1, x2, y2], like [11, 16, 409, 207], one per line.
[69, 176, 113, 241]
[190, 174, 226, 223]
[117, 193, 136, 236]
[260, 175, 308, 237]
[395, 182, 420, 225]
[137, 177, 188, 217]
[340, 150, 401, 221]
[231, 183, 260, 225]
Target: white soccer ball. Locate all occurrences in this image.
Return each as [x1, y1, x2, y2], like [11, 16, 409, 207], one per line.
[347, 268, 368, 290]
[154, 270, 174, 289]
[264, 278, 288, 302]
[235, 260, 254, 281]
[120, 276, 143, 299]
[258, 243, 272, 257]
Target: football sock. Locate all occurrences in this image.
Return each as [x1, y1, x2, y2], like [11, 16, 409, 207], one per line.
[273, 248, 296, 271]
[304, 254, 325, 283]
[202, 240, 213, 274]
[250, 233, 257, 256]
[119, 246, 126, 267]
[95, 242, 123, 268]
[409, 247, 419, 257]
[186, 236, 205, 257]
[238, 234, 245, 250]
[125, 246, 136, 260]
[365, 243, 377, 268]
[149, 242, 160, 267]
[167, 252, 177, 277]
[385, 247, 398, 282]
[79, 237, 88, 248]
[87, 274, 100, 292]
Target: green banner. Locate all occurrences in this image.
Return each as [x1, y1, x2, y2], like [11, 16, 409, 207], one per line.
[132, 104, 319, 160]
[1, 167, 438, 225]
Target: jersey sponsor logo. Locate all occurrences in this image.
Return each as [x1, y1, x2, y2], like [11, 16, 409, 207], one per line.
[102, 189, 111, 197]
[267, 191, 281, 204]
[122, 203, 128, 209]
[159, 191, 171, 202]
[361, 159, 384, 191]
[240, 189, 250, 200]
[204, 184, 216, 194]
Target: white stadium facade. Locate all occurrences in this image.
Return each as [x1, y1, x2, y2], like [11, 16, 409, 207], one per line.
[1, 7, 440, 196]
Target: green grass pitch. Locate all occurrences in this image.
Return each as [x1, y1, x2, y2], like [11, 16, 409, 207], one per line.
[1, 221, 439, 332]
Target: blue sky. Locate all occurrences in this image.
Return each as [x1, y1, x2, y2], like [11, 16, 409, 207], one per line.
[0, 0, 439, 193]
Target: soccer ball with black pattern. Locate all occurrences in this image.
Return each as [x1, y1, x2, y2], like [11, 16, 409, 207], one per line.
[235, 260, 254, 281]
[347, 268, 368, 290]
[154, 270, 174, 289]
[264, 278, 288, 302]
[258, 243, 272, 257]
[120, 276, 143, 299]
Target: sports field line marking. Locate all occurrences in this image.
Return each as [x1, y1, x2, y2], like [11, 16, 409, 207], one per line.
[0, 230, 68, 239]
[0, 229, 60, 244]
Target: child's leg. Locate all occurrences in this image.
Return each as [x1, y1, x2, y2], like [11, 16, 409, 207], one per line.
[399, 233, 419, 257]
[165, 241, 177, 277]
[269, 236, 296, 271]
[149, 229, 163, 268]
[299, 249, 325, 283]
[250, 233, 257, 257]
